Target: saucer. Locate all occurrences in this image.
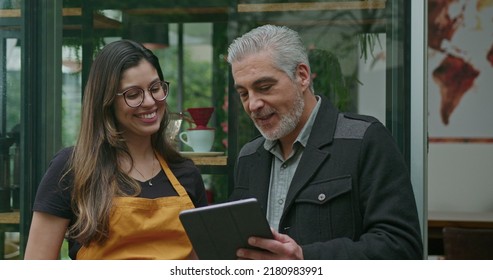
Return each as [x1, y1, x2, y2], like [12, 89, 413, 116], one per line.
[180, 151, 224, 157]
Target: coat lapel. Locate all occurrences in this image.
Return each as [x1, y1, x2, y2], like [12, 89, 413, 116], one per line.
[246, 146, 272, 214]
[282, 95, 339, 215]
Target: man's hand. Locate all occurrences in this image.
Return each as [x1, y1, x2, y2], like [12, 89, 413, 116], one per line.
[236, 230, 304, 260]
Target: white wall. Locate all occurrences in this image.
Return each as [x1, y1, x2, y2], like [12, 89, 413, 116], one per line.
[428, 143, 493, 212]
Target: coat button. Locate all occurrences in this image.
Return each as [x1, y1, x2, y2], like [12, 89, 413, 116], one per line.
[318, 193, 326, 201]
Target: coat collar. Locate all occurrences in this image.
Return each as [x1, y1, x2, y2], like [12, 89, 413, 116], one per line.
[306, 94, 339, 148]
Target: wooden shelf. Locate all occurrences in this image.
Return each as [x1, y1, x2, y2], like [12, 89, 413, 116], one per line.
[1, 8, 121, 30]
[0, 211, 20, 225]
[428, 211, 493, 229]
[238, 1, 386, 13]
[189, 156, 227, 166]
[428, 211, 493, 256]
[125, 7, 229, 15]
[63, 8, 121, 30]
[0, 9, 20, 18]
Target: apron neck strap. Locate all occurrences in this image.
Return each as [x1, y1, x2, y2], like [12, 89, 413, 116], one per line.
[155, 151, 188, 197]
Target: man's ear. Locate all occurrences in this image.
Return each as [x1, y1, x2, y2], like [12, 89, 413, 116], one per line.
[296, 63, 311, 91]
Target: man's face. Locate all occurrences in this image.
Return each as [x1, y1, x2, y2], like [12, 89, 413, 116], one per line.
[231, 52, 306, 141]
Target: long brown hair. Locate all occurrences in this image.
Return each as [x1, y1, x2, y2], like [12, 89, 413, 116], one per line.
[67, 40, 185, 245]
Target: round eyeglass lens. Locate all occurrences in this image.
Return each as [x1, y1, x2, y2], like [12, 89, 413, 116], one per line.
[151, 81, 168, 101]
[124, 88, 145, 107]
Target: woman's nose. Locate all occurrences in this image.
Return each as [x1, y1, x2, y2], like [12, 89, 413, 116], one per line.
[141, 90, 155, 106]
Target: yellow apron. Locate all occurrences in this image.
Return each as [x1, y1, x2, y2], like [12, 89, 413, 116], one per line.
[77, 153, 195, 260]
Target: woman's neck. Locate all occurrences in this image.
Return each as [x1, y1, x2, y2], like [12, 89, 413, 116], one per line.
[127, 139, 154, 162]
[123, 138, 158, 180]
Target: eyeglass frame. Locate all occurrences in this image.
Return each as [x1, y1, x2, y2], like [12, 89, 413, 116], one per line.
[116, 80, 170, 108]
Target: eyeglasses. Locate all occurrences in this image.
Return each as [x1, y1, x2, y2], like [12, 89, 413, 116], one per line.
[116, 80, 169, 108]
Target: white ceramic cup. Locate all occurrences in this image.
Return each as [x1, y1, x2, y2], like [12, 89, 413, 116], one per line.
[179, 129, 215, 152]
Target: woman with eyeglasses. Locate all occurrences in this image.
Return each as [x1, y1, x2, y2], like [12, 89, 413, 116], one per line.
[25, 40, 208, 259]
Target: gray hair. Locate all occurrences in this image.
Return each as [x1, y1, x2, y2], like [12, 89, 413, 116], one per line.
[227, 25, 311, 82]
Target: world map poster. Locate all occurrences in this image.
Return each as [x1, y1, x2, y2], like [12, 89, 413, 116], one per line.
[428, 0, 493, 142]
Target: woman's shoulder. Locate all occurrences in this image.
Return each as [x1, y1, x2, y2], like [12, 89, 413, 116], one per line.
[34, 147, 74, 220]
[55, 146, 74, 158]
[48, 146, 74, 167]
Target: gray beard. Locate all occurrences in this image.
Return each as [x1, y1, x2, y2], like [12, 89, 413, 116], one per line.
[257, 93, 305, 141]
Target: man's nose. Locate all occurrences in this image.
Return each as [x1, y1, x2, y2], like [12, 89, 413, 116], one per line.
[248, 93, 264, 112]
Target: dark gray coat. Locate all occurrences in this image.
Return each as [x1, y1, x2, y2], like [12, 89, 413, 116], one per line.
[230, 95, 423, 259]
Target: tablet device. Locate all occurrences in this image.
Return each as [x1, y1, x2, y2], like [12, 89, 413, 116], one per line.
[179, 198, 274, 260]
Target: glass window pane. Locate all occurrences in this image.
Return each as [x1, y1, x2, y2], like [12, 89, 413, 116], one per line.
[234, 1, 392, 121]
[61, 45, 82, 147]
[0, 37, 21, 259]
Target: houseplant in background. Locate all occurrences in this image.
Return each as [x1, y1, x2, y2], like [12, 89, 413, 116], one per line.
[308, 33, 381, 112]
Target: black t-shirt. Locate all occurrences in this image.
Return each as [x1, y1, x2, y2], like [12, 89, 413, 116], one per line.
[32, 147, 208, 259]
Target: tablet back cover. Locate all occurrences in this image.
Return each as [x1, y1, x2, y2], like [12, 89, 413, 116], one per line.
[179, 198, 273, 260]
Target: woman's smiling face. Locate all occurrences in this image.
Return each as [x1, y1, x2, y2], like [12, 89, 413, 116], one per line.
[114, 59, 166, 141]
